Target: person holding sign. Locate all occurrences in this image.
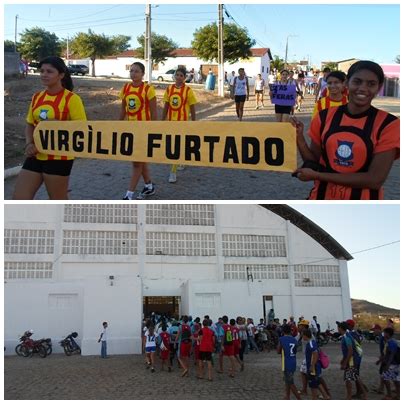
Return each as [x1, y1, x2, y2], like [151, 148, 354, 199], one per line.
[291, 60, 399, 200]
[162, 67, 198, 184]
[13, 56, 86, 200]
[311, 71, 348, 119]
[233, 68, 249, 121]
[269, 69, 297, 122]
[120, 62, 157, 200]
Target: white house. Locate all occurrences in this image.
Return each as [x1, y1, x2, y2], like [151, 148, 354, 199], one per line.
[4, 204, 352, 356]
[68, 47, 273, 83]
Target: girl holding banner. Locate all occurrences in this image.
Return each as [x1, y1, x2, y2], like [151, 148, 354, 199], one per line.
[290, 61, 399, 200]
[269, 70, 297, 122]
[13, 56, 86, 200]
[162, 67, 197, 184]
[120, 62, 157, 200]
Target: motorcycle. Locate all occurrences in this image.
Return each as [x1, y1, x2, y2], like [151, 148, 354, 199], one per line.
[15, 330, 47, 358]
[59, 332, 81, 356]
[38, 338, 52, 355]
[329, 329, 342, 342]
[361, 330, 381, 344]
[317, 331, 330, 346]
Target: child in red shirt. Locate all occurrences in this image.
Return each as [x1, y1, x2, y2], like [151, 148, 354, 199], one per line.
[159, 324, 171, 372]
[198, 319, 215, 381]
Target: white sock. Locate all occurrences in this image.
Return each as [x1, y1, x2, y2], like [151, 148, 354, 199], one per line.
[146, 182, 153, 189]
[125, 191, 134, 199]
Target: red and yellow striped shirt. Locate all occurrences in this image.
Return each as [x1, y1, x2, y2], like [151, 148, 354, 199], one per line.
[26, 89, 86, 161]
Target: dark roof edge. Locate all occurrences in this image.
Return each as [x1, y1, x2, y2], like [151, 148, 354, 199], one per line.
[259, 204, 353, 261]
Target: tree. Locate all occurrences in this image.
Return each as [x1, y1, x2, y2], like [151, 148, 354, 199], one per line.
[271, 55, 285, 72]
[395, 55, 400, 64]
[70, 30, 130, 76]
[191, 22, 255, 64]
[18, 27, 61, 61]
[135, 32, 178, 65]
[4, 40, 16, 52]
[323, 62, 338, 71]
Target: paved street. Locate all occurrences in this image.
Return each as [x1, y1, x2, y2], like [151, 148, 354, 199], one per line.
[4, 95, 399, 200]
[5, 343, 386, 400]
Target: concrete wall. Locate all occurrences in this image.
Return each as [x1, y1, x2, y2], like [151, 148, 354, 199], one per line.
[4, 52, 20, 76]
[4, 281, 84, 354]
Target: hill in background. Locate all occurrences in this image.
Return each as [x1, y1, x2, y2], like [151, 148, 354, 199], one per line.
[351, 299, 400, 317]
[351, 299, 400, 330]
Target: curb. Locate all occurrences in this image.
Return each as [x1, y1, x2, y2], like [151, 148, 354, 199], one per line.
[4, 165, 22, 180]
[4, 99, 233, 180]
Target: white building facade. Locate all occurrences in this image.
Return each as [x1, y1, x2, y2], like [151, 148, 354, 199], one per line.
[4, 204, 352, 356]
[68, 48, 272, 82]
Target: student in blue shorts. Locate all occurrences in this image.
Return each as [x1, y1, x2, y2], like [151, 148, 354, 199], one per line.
[277, 324, 301, 400]
[302, 329, 323, 400]
[381, 327, 400, 400]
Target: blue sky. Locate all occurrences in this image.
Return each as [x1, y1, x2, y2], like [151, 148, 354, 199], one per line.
[290, 204, 400, 310]
[3, 3, 400, 67]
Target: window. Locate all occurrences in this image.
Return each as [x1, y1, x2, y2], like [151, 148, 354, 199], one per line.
[64, 205, 137, 224]
[294, 265, 341, 287]
[222, 234, 286, 257]
[5, 262, 53, 280]
[4, 229, 54, 254]
[146, 232, 216, 256]
[224, 264, 288, 280]
[146, 204, 215, 226]
[63, 230, 137, 255]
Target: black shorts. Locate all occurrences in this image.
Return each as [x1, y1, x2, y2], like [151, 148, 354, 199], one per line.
[234, 95, 247, 103]
[308, 374, 321, 389]
[199, 351, 213, 362]
[22, 157, 74, 177]
[275, 105, 292, 114]
[255, 90, 263, 94]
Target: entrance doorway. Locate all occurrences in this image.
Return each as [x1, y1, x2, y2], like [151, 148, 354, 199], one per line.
[143, 296, 181, 319]
[263, 295, 273, 323]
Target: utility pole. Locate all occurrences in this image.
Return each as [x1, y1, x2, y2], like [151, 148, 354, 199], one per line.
[285, 35, 297, 67]
[66, 35, 69, 64]
[14, 14, 18, 52]
[144, 4, 152, 83]
[218, 4, 225, 97]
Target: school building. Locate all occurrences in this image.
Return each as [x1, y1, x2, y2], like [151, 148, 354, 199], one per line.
[4, 204, 353, 356]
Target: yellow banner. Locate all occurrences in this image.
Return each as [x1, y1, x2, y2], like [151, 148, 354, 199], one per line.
[33, 121, 297, 172]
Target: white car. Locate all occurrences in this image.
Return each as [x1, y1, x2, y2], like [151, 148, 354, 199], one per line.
[152, 69, 176, 82]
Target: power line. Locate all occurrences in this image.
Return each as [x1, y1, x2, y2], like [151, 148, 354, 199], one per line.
[224, 5, 270, 49]
[18, 5, 123, 23]
[292, 240, 400, 267]
[22, 13, 145, 31]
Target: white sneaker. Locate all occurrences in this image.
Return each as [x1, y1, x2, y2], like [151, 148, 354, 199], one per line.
[177, 165, 185, 171]
[168, 173, 177, 183]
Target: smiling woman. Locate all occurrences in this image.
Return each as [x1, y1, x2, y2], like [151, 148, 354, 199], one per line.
[290, 60, 400, 200]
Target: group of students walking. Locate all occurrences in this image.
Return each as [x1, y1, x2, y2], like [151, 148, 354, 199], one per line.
[142, 314, 255, 380]
[12, 57, 399, 201]
[140, 313, 400, 400]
